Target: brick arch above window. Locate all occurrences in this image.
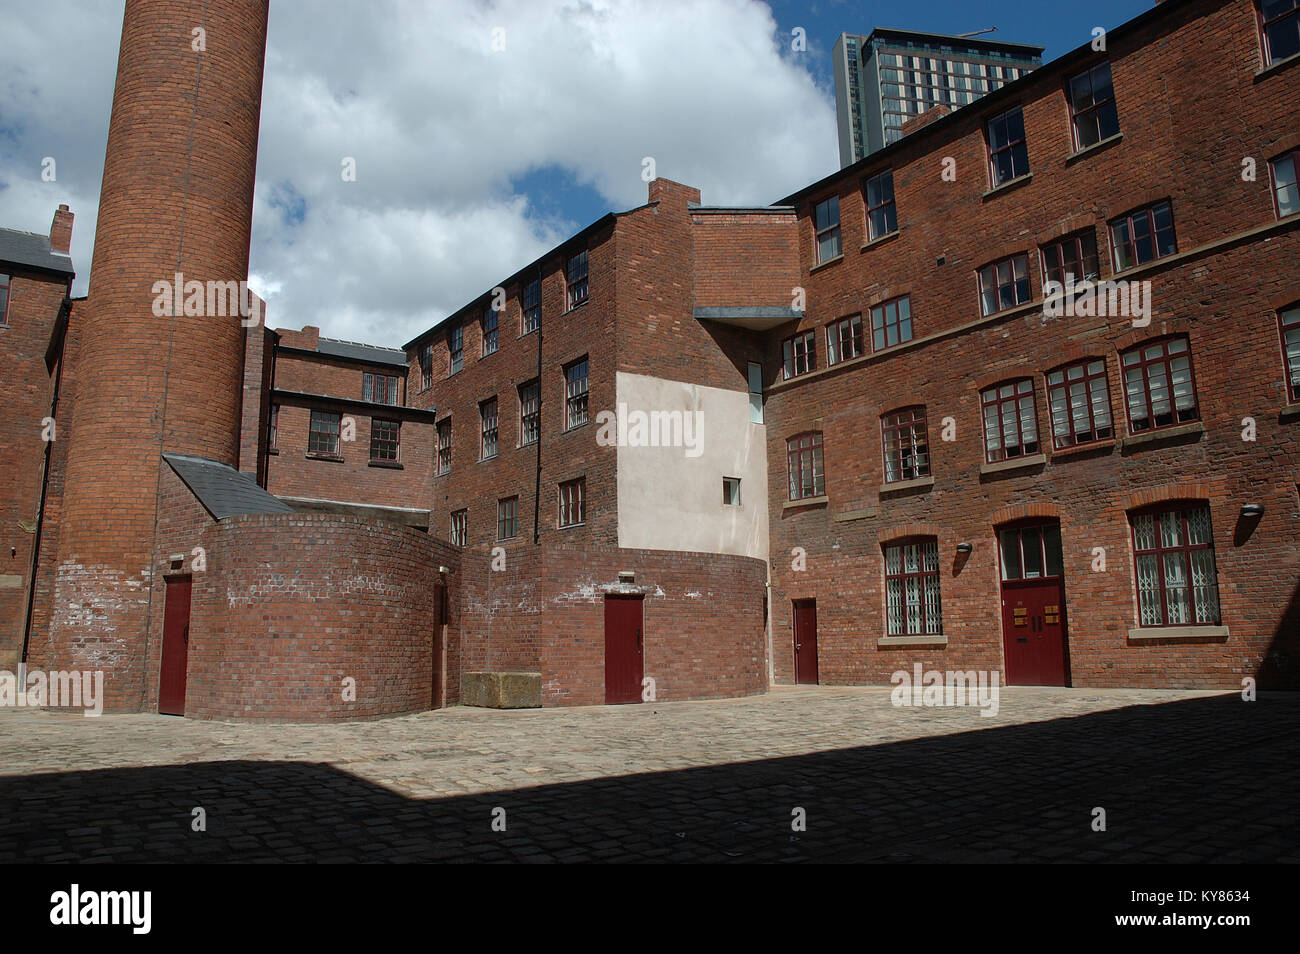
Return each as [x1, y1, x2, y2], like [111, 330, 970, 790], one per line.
[1043, 346, 1108, 375]
[1101, 189, 1173, 224]
[1122, 482, 1215, 512]
[972, 371, 1034, 394]
[877, 521, 943, 545]
[1112, 322, 1194, 355]
[990, 501, 1060, 527]
[1033, 214, 1097, 249]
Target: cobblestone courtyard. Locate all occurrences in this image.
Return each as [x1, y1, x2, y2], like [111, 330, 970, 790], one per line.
[1, 686, 1295, 862]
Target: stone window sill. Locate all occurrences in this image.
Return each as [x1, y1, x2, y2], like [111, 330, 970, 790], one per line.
[980, 453, 1046, 476]
[833, 507, 878, 523]
[1279, 402, 1300, 421]
[860, 230, 900, 252]
[1128, 625, 1229, 642]
[783, 494, 828, 512]
[982, 173, 1033, 200]
[1255, 50, 1300, 81]
[879, 474, 934, 495]
[1065, 133, 1123, 165]
[810, 254, 844, 274]
[367, 460, 403, 469]
[877, 635, 948, 648]
[305, 452, 344, 463]
[267, 448, 279, 456]
[1050, 438, 1116, 461]
[1119, 421, 1204, 450]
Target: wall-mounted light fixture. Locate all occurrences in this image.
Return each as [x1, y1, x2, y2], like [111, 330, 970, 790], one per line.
[956, 542, 974, 554]
[438, 565, 449, 575]
[1241, 504, 1265, 518]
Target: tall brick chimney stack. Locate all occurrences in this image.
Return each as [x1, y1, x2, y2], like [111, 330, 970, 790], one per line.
[49, 204, 73, 255]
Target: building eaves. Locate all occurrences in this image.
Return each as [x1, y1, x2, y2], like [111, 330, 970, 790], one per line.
[0, 227, 75, 276]
[162, 453, 294, 521]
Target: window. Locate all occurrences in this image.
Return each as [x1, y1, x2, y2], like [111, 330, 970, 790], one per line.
[268, 404, 279, 451]
[786, 431, 825, 500]
[1131, 505, 1221, 627]
[436, 418, 451, 475]
[363, 372, 400, 405]
[747, 362, 763, 424]
[519, 379, 540, 445]
[1041, 230, 1100, 292]
[0, 272, 9, 325]
[566, 250, 588, 309]
[559, 477, 585, 528]
[1270, 149, 1299, 218]
[1046, 360, 1113, 448]
[450, 509, 467, 548]
[564, 357, 589, 429]
[782, 331, 815, 379]
[479, 397, 498, 460]
[827, 315, 863, 365]
[1121, 337, 1198, 432]
[370, 419, 400, 462]
[884, 539, 943, 636]
[1280, 304, 1300, 402]
[999, 523, 1064, 581]
[864, 171, 897, 239]
[987, 106, 1029, 186]
[449, 325, 464, 375]
[881, 407, 930, 483]
[813, 195, 841, 263]
[1109, 201, 1177, 271]
[722, 477, 741, 506]
[482, 305, 499, 356]
[981, 379, 1039, 462]
[1259, 0, 1300, 66]
[870, 296, 913, 350]
[522, 278, 541, 333]
[978, 254, 1031, 316]
[497, 497, 518, 540]
[308, 410, 341, 456]
[1068, 62, 1119, 149]
[419, 345, 433, 391]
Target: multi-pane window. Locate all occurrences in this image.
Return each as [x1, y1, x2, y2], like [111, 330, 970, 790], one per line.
[884, 539, 943, 637]
[479, 397, 498, 460]
[864, 170, 897, 239]
[881, 406, 930, 483]
[522, 278, 541, 333]
[1041, 230, 1100, 291]
[1067, 62, 1119, 149]
[419, 345, 433, 391]
[0, 272, 9, 325]
[370, 419, 400, 462]
[786, 431, 825, 500]
[308, 410, 341, 456]
[999, 523, 1064, 581]
[519, 379, 540, 445]
[1270, 149, 1299, 218]
[497, 497, 518, 540]
[827, 315, 863, 365]
[450, 509, 467, 548]
[978, 254, 1031, 315]
[566, 250, 589, 309]
[814, 195, 841, 263]
[1259, 0, 1300, 66]
[782, 331, 816, 379]
[436, 418, 452, 475]
[1046, 360, 1113, 448]
[981, 379, 1039, 462]
[363, 372, 400, 405]
[564, 357, 589, 429]
[1121, 337, 1198, 432]
[1109, 201, 1177, 271]
[449, 325, 464, 375]
[870, 296, 913, 350]
[482, 305, 499, 356]
[268, 404, 279, 451]
[986, 106, 1029, 186]
[1131, 506, 1221, 627]
[559, 477, 585, 528]
[1280, 304, 1300, 402]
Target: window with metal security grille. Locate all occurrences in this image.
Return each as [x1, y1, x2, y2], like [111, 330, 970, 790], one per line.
[436, 418, 451, 475]
[370, 419, 400, 462]
[1121, 337, 1199, 433]
[566, 250, 588, 309]
[519, 379, 540, 445]
[827, 315, 863, 365]
[559, 478, 585, 528]
[449, 325, 464, 375]
[864, 171, 897, 240]
[419, 345, 433, 391]
[308, 410, 341, 456]
[497, 497, 518, 540]
[0, 272, 10, 325]
[813, 195, 841, 263]
[981, 379, 1039, 462]
[722, 476, 741, 506]
[450, 510, 467, 548]
[978, 254, 1031, 315]
[363, 372, 401, 405]
[522, 278, 541, 333]
[1046, 360, 1113, 448]
[986, 106, 1029, 186]
[782, 331, 815, 379]
[1040, 230, 1100, 292]
[1259, 0, 1300, 66]
[482, 305, 499, 356]
[881, 406, 930, 482]
[870, 296, 913, 351]
[480, 397, 498, 459]
[1109, 201, 1176, 271]
[884, 539, 943, 636]
[1067, 62, 1119, 150]
[268, 404, 279, 451]
[564, 358, 588, 429]
[786, 431, 825, 500]
[999, 523, 1064, 581]
[1270, 149, 1299, 218]
[1281, 305, 1300, 402]
[1131, 506, 1221, 627]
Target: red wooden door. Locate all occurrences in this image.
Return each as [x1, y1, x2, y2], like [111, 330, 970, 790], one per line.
[604, 596, 644, 704]
[998, 523, 1069, 686]
[793, 600, 819, 685]
[158, 577, 192, 716]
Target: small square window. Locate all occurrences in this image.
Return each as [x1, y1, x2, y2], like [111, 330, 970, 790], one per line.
[977, 254, 1031, 315]
[1109, 201, 1177, 272]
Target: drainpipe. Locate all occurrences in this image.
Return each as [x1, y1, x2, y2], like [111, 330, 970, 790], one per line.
[532, 264, 543, 546]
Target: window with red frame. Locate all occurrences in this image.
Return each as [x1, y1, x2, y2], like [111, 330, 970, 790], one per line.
[884, 539, 943, 636]
[450, 509, 467, 548]
[826, 315, 863, 365]
[782, 330, 815, 379]
[564, 357, 588, 429]
[986, 106, 1029, 187]
[1045, 359, 1113, 448]
[559, 477, 585, 528]
[497, 496, 519, 540]
[864, 170, 897, 240]
[786, 431, 825, 500]
[0, 272, 10, 325]
[978, 254, 1031, 316]
[980, 379, 1039, 462]
[370, 418, 400, 462]
[813, 195, 841, 263]
[1067, 61, 1119, 150]
[1270, 149, 1299, 218]
[870, 296, 913, 350]
[1121, 337, 1198, 433]
[1259, 0, 1300, 66]
[479, 397, 498, 459]
[1131, 505, 1221, 627]
[1109, 201, 1176, 271]
[419, 345, 433, 391]
[363, 371, 401, 405]
[881, 406, 929, 483]
[1279, 304, 1300, 402]
[1040, 230, 1100, 293]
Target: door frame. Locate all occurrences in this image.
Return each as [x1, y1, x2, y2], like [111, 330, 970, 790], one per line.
[603, 594, 645, 705]
[158, 574, 193, 716]
[792, 598, 819, 685]
[995, 519, 1071, 686]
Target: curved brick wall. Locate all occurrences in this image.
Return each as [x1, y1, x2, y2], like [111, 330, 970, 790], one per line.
[186, 514, 454, 721]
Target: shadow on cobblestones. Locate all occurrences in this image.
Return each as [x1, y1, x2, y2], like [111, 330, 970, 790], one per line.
[1, 693, 1294, 863]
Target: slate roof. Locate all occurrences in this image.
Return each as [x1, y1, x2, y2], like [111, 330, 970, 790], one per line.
[0, 227, 74, 275]
[316, 337, 407, 367]
[162, 453, 294, 521]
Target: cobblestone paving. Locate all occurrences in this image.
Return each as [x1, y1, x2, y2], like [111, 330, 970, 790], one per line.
[0, 686, 1295, 862]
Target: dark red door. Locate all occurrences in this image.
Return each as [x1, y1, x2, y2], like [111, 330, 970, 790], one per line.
[158, 577, 192, 716]
[998, 522, 1069, 686]
[604, 596, 644, 704]
[793, 599, 819, 685]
